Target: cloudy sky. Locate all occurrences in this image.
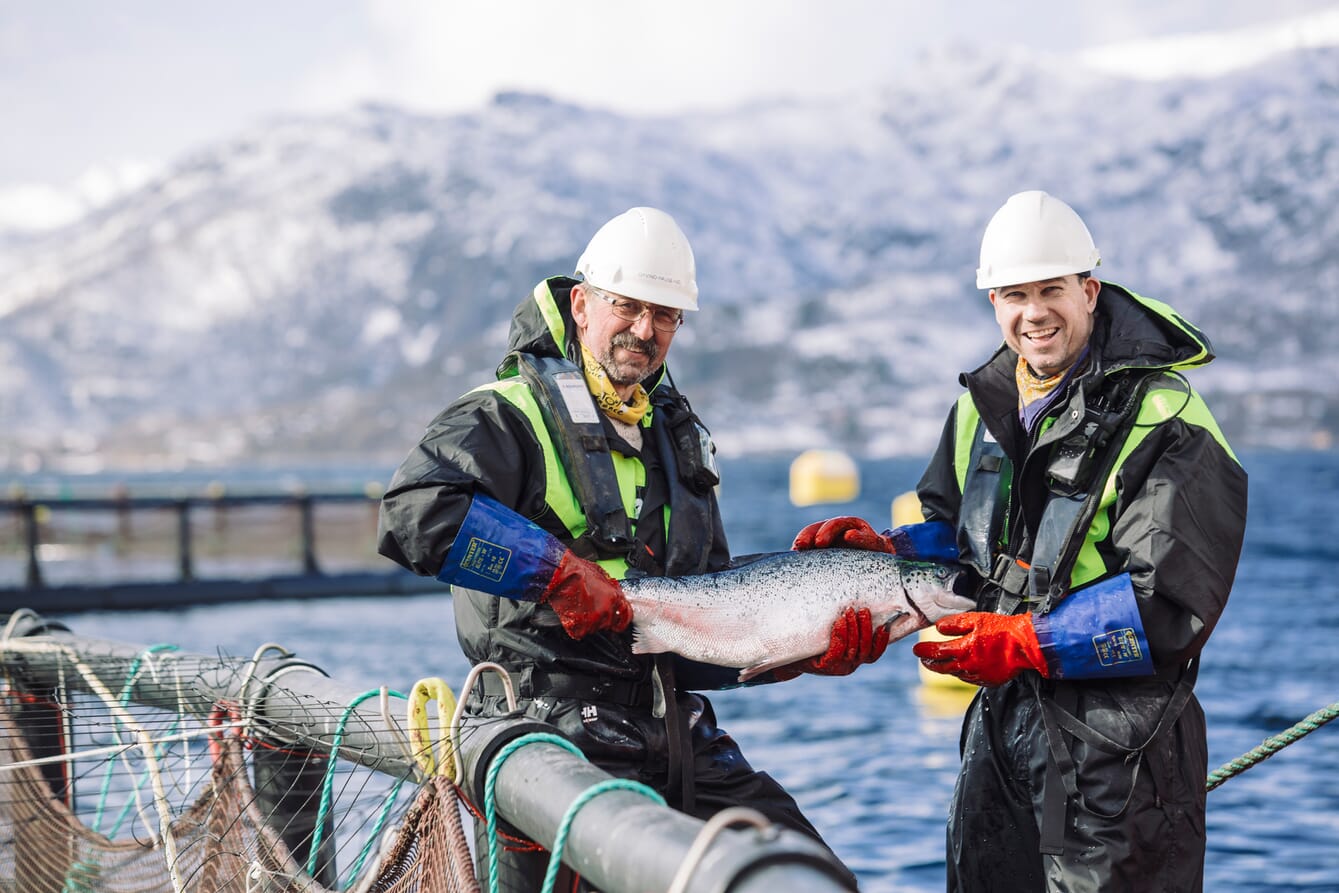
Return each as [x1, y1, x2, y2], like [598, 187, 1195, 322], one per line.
[1, 0, 1335, 227]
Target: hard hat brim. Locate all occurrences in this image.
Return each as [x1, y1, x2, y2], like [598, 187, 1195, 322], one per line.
[977, 259, 1100, 291]
[581, 273, 699, 311]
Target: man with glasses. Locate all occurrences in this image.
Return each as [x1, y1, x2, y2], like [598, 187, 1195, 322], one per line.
[379, 207, 865, 891]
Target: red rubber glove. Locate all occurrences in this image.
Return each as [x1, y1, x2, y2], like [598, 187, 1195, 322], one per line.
[774, 607, 891, 681]
[791, 517, 895, 553]
[541, 552, 632, 640]
[912, 612, 1049, 687]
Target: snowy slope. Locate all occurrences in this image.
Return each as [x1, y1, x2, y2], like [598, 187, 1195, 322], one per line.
[1, 38, 1336, 471]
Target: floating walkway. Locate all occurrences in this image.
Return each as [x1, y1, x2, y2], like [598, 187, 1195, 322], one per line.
[1, 490, 440, 612]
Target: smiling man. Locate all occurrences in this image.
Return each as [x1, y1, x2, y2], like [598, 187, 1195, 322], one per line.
[377, 207, 861, 891]
[915, 191, 1248, 891]
[793, 190, 1247, 891]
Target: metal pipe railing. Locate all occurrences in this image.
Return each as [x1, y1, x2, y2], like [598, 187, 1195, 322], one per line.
[2, 491, 379, 589]
[1, 614, 856, 893]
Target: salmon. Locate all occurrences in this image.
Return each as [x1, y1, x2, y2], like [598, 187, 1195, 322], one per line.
[624, 548, 974, 681]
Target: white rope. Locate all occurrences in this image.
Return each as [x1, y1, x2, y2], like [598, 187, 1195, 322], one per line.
[245, 860, 306, 893]
[1, 608, 40, 640]
[449, 662, 516, 785]
[666, 807, 775, 893]
[2, 640, 189, 893]
[237, 642, 294, 740]
[174, 662, 194, 793]
[0, 720, 246, 771]
[379, 685, 420, 779]
[56, 648, 75, 802]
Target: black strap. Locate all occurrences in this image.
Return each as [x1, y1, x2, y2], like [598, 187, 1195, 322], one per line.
[1031, 660, 1199, 854]
[960, 427, 1012, 579]
[1039, 683, 1076, 855]
[988, 554, 1030, 615]
[981, 371, 1154, 615]
[513, 352, 635, 560]
[656, 655, 695, 813]
[649, 392, 716, 577]
[1031, 372, 1153, 614]
[478, 669, 653, 708]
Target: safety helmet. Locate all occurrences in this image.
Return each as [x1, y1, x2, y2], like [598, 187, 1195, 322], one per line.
[576, 207, 699, 311]
[975, 190, 1101, 290]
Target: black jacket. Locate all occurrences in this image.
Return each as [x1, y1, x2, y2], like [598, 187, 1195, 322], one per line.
[920, 282, 1248, 889]
[378, 276, 730, 689]
[917, 282, 1247, 665]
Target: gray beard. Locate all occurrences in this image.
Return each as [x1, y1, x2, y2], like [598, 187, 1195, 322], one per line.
[597, 332, 661, 386]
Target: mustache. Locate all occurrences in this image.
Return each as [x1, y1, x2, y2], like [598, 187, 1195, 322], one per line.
[611, 331, 659, 361]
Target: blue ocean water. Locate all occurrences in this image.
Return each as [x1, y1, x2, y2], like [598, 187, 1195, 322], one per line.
[56, 450, 1339, 892]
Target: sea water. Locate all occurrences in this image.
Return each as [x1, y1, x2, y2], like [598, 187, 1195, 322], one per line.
[47, 450, 1339, 892]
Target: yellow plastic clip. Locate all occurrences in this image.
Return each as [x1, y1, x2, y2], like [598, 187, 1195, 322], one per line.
[407, 676, 459, 780]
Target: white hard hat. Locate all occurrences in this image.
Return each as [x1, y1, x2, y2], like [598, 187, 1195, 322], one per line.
[976, 190, 1101, 290]
[576, 207, 699, 311]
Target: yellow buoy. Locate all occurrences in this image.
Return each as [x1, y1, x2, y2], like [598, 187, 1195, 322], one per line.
[893, 489, 978, 698]
[788, 449, 859, 507]
[891, 490, 923, 527]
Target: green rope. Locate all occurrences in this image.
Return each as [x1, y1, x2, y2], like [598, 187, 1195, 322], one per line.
[306, 688, 408, 884]
[89, 644, 178, 835]
[340, 775, 408, 889]
[539, 778, 667, 893]
[1207, 700, 1339, 792]
[484, 733, 583, 893]
[103, 713, 183, 837]
[482, 732, 665, 893]
[60, 859, 99, 893]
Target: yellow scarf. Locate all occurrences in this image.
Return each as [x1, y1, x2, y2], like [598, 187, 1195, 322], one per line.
[1015, 352, 1090, 432]
[1015, 356, 1072, 407]
[580, 343, 650, 426]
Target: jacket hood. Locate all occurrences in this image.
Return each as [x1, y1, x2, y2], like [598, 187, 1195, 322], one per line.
[501, 276, 579, 369]
[1092, 282, 1214, 374]
[496, 276, 669, 392]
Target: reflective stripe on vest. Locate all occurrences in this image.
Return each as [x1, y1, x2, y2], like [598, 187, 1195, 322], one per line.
[470, 378, 646, 580]
[953, 372, 1228, 607]
[1072, 377, 1236, 589]
[952, 394, 1012, 578]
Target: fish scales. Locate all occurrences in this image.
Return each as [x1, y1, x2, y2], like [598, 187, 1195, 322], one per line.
[623, 549, 975, 681]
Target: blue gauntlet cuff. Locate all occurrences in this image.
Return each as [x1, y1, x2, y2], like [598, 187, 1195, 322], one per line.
[436, 495, 568, 601]
[1033, 573, 1154, 679]
[885, 521, 958, 563]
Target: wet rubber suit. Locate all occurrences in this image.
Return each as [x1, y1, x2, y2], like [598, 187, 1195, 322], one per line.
[378, 277, 854, 891]
[913, 283, 1247, 892]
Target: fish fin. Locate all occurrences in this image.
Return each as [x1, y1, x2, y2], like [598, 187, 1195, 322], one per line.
[629, 622, 671, 655]
[737, 657, 791, 684]
[883, 611, 926, 644]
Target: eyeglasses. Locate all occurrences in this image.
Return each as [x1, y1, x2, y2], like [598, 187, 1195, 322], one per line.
[587, 286, 684, 333]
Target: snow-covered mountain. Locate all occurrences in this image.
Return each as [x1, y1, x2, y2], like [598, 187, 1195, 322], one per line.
[2, 39, 1336, 473]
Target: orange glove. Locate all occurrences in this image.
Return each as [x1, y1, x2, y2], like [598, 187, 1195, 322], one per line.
[541, 552, 632, 640]
[912, 612, 1049, 687]
[791, 517, 894, 553]
[774, 607, 891, 681]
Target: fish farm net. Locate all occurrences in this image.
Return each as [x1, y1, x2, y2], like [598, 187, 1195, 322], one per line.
[0, 637, 483, 892]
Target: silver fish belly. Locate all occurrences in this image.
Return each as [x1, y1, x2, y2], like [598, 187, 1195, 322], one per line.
[623, 549, 974, 681]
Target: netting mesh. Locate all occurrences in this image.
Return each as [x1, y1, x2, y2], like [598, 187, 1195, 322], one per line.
[0, 700, 321, 892]
[0, 706, 310, 893]
[363, 778, 479, 893]
[0, 664, 483, 892]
